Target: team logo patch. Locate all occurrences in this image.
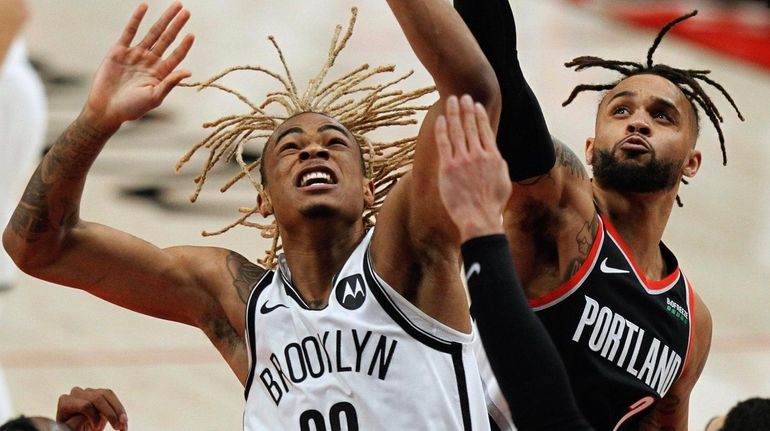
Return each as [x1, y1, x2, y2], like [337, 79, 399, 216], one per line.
[335, 274, 366, 310]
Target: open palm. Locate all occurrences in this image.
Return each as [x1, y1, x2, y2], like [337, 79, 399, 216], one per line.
[85, 2, 194, 132]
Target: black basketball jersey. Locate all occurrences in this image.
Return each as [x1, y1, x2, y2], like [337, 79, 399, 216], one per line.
[530, 214, 695, 431]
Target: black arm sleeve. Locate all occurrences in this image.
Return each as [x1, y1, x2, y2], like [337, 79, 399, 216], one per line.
[454, 0, 556, 181]
[462, 235, 593, 431]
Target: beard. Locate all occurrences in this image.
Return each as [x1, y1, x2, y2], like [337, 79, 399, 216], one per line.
[592, 148, 682, 193]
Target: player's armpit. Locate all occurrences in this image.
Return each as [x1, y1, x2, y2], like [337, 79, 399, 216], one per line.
[503, 138, 595, 288]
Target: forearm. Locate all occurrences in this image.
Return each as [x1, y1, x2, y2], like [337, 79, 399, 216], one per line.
[386, 0, 499, 106]
[2, 114, 114, 268]
[462, 235, 592, 431]
[454, 0, 555, 180]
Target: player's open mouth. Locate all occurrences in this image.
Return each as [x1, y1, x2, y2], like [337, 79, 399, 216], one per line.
[296, 167, 338, 189]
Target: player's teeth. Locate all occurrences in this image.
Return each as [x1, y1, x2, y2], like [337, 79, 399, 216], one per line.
[301, 171, 332, 186]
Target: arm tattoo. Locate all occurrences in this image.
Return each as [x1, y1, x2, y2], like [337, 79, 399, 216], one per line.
[9, 166, 52, 240]
[8, 119, 110, 242]
[516, 140, 587, 187]
[561, 216, 598, 283]
[226, 252, 266, 304]
[554, 141, 588, 181]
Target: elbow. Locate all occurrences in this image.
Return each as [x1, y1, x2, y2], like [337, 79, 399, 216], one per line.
[471, 67, 501, 119]
[440, 63, 501, 123]
[2, 225, 53, 276]
[3, 227, 33, 275]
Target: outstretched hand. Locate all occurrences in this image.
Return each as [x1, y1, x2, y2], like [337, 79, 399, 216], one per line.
[83, 2, 194, 133]
[56, 387, 128, 431]
[435, 95, 511, 242]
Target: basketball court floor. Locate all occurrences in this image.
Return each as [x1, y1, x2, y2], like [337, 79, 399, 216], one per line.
[1, 0, 768, 429]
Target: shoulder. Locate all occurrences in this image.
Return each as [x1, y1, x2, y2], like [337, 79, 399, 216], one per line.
[224, 250, 269, 304]
[164, 245, 268, 306]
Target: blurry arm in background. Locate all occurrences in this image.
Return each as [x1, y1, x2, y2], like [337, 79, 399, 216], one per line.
[0, 0, 28, 65]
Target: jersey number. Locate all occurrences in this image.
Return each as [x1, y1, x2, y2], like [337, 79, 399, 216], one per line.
[300, 402, 359, 431]
[613, 396, 655, 431]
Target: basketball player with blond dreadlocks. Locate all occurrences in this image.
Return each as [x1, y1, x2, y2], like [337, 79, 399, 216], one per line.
[456, 3, 744, 431]
[3, 1, 505, 430]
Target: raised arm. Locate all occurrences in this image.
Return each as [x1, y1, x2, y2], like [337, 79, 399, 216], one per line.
[435, 95, 593, 431]
[452, 2, 595, 290]
[372, 0, 500, 331]
[454, 0, 555, 181]
[1, 4, 257, 380]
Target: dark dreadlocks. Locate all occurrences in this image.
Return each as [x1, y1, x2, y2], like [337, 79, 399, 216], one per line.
[562, 10, 744, 169]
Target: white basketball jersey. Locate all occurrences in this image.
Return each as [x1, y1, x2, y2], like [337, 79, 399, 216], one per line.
[243, 229, 490, 430]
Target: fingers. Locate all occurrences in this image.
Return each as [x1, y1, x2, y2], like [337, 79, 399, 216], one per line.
[117, 3, 149, 47]
[57, 392, 99, 424]
[442, 94, 494, 158]
[445, 95, 468, 158]
[58, 387, 128, 431]
[156, 68, 193, 102]
[474, 102, 500, 155]
[90, 388, 127, 430]
[151, 8, 191, 57]
[162, 33, 195, 73]
[154, 33, 194, 102]
[434, 114, 452, 162]
[138, 2, 184, 50]
[460, 95, 482, 153]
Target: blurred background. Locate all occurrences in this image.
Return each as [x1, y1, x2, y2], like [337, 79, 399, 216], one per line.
[0, 0, 768, 429]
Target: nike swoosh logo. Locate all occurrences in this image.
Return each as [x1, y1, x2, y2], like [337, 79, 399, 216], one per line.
[600, 257, 630, 274]
[465, 262, 481, 282]
[260, 302, 289, 314]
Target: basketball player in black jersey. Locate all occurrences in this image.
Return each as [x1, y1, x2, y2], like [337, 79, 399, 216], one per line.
[2, 1, 501, 429]
[452, 1, 746, 430]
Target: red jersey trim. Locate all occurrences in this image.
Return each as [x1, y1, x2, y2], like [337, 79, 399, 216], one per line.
[529, 215, 604, 310]
[602, 216, 681, 292]
[681, 276, 696, 379]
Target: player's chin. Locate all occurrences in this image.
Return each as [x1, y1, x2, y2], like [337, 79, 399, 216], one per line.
[299, 202, 342, 219]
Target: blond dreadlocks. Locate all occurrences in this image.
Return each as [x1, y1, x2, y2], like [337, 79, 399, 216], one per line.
[176, 8, 434, 268]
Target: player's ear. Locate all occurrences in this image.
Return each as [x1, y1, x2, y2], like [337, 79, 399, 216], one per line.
[363, 179, 375, 208]
[682, 149, 701, 178]
[257, 191, 273, 217]
[585, 137, 595, 165]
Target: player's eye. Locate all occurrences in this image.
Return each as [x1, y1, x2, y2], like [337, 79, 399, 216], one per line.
[613, 106, 630, 116]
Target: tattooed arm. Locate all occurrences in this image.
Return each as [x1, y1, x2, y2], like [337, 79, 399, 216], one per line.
[1, 4, 261, 381]
[502, 138, 596, 291]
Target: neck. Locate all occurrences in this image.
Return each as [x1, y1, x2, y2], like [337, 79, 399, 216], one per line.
[278, 218, 367, 308]
[593, 182, 678, 280]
